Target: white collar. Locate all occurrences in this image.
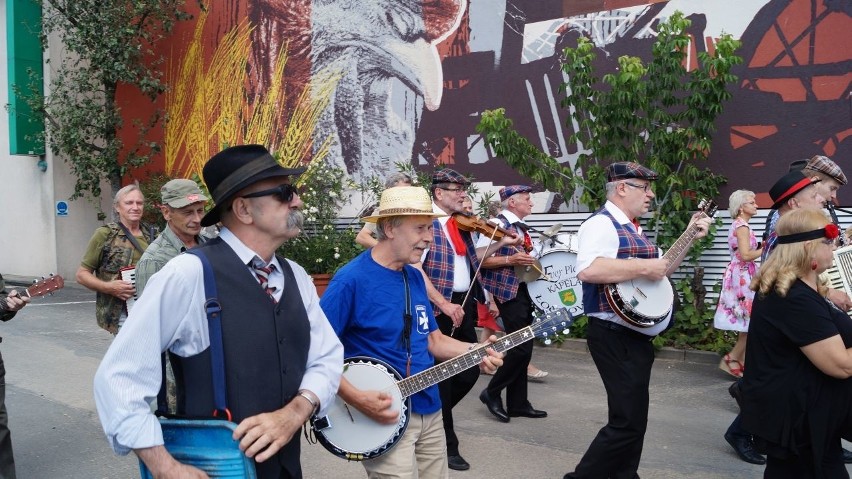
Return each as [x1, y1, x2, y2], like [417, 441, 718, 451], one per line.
[218, 227, 282, 269]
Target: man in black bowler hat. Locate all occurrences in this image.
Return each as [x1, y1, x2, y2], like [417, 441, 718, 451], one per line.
[94, 144, 344, 479]
[564, 162, 711, 479]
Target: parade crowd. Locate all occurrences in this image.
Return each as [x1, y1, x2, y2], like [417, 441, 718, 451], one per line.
[2, 146, 851, 479]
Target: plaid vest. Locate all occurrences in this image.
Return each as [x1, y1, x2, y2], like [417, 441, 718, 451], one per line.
[479, 215, 525, 303]
[423, 220, 484, 305]
[582, 209, 659, 314]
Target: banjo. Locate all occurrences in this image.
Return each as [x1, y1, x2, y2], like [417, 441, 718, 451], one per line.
[605, 199, 717, 328]
[310, 307, 572, 461]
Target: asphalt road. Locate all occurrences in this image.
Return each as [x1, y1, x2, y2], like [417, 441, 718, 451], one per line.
[2, 280, 850, 478]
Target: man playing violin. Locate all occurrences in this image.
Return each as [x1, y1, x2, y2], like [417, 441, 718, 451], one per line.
[564, 162, 711, 479]
[416, 168, 520, 471]
[475, 185, 547, 424]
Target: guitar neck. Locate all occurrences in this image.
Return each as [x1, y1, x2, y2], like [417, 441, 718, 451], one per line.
[660, 212, 708, 268]
[396, 326, 534, 399]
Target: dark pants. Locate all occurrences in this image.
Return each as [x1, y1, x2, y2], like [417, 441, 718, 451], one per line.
[0, 350, 16, 479]
[566, 317, 654, 479]
[486, 284, 534, 411]
[764, 441, 847, 479]
[435, 292, 480, 456]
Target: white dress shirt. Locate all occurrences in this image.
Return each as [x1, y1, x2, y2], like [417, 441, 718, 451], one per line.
[576, 201, 670, 336]
[93, 227, 343, 455]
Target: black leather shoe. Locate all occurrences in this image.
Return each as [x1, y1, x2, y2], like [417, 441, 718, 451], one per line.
[724, 432, 766, 465]
[843, 447, 852, 464]
[447, 454, 470, 471]
[728, 380, 743, 409]
[479, 389, 509, 422]
[507, 406, 548, 418]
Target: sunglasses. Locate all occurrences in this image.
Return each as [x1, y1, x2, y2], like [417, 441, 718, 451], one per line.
[241, 184, 298, 203]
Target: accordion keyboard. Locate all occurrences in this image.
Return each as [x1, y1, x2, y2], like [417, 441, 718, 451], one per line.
[826, 245, 852, 317]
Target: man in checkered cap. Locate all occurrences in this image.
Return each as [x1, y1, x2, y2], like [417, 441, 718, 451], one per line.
[564, 162, 711, 479]
[418, 168, 521, 471]
[476, 184, 549, 425]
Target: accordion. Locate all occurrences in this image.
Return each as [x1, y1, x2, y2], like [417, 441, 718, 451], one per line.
[120, 266, 138, 313]
[824, 245, 852, 317]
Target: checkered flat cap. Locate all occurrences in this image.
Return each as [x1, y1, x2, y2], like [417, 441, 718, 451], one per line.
[499, 185, 532, 202]
[606, 162, 659, 182]
[432, 168, 470, 186]
[805, 155, 847, 185]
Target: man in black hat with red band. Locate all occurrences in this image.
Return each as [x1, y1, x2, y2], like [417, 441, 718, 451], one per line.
[94, 145, 344, 479]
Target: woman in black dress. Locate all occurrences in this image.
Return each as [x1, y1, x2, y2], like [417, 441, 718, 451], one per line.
[743, 208, 852, 478]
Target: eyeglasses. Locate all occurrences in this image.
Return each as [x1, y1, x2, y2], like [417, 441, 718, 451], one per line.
[241, 184, 297, 203]
[439, 186, 467, 194]
[623, 181, 652, 192]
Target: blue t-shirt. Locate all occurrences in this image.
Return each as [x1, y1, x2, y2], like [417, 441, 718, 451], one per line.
[320, 250, 441, 415]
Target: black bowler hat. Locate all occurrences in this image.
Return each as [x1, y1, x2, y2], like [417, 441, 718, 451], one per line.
[200, 145, 305, 227]
[769, 170, 820, 210]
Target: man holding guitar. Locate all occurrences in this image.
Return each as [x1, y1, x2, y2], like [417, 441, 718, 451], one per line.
[563, 162, 711, 479]
[0, 273, 31, 478]
[320, 186, 504, 478]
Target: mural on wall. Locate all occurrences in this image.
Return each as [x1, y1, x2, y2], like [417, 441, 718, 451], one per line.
[125, 0, 850, 210]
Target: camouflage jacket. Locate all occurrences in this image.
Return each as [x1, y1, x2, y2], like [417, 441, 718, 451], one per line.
[94, 222, 156, 333]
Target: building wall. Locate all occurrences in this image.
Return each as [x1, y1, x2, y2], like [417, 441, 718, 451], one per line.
[0, 4, 106, 279]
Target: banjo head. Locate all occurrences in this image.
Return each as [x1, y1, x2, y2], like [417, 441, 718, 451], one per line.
[312, 356, 410, 461]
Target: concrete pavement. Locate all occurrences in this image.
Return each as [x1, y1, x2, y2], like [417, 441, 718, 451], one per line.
[2, 279, 849, 478]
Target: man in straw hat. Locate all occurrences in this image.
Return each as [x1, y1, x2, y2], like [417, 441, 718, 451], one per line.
[320, 185, 504, 477]
[564, 162, 712, 479]
[94, 145, 344, 479]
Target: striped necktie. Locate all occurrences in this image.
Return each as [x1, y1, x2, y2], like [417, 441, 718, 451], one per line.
[250, 257, 277, 302]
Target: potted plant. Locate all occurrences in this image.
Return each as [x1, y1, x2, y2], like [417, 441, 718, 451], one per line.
[278, 160, 364, 295]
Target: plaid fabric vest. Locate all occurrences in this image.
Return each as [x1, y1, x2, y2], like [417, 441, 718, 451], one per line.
[479, 215, 525, 303]
[582, 209, 659, 314]
[423, 220, 484, 305]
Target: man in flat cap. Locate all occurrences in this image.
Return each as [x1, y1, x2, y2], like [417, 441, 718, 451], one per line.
[476, 184, 548, 424]
[564, 162, 711, 479]
[320, 186, 503, 477]
[417, 168, 520, 470]
[94, 145, 343, 479]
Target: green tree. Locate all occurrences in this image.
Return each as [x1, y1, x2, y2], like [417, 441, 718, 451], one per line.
[17, 0, 199, 205]
[477, 12, 743, 351]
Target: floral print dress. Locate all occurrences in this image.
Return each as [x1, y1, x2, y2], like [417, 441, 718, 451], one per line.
[714, 218, 758, 332]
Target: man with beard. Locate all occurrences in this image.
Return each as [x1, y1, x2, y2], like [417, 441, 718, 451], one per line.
[94, 145, 343, 479]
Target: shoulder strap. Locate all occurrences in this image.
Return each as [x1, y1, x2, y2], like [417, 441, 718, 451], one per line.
[116, 222, 147, 254]
[185, 249, 229, 419]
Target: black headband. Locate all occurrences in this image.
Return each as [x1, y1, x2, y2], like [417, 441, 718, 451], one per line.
[776, 224, 840, 244]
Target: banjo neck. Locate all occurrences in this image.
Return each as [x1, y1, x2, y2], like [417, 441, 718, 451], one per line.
[659, 211, 711, 270]
[397, 308, 571, 398]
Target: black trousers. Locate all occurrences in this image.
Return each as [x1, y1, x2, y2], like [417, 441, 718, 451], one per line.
[0, 350, 16, 479]
[435, 292, 480, 456]
[485, 284, 534, 411]
[566, 317, 654, 479]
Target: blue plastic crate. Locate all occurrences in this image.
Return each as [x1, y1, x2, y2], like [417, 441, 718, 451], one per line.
[139, 418, 256, 478]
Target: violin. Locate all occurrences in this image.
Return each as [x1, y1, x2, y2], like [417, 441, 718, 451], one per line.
[451, 212, 535, 253]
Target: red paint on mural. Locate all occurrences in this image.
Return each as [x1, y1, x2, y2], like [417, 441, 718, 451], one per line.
[730, 125, 779, 150]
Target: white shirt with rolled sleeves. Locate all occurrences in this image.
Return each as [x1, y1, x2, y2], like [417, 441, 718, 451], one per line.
[576, 201, 670, 337]
[93, 227, 343, 455]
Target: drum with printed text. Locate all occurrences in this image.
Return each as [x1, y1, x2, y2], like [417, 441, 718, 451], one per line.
[528, 234, 584, 317]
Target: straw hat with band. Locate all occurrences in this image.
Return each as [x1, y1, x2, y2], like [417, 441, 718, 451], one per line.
[362, 186, 446, 223]
[200, 145, 305, 227]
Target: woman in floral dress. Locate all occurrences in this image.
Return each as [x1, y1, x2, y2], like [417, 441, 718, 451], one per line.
[714, 190, 763, 378]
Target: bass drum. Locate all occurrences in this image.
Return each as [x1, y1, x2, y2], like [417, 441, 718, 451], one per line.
[528, 246, 584, 318]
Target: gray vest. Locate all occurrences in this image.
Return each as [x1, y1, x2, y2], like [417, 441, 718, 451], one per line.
[172, 237, 310, 478]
